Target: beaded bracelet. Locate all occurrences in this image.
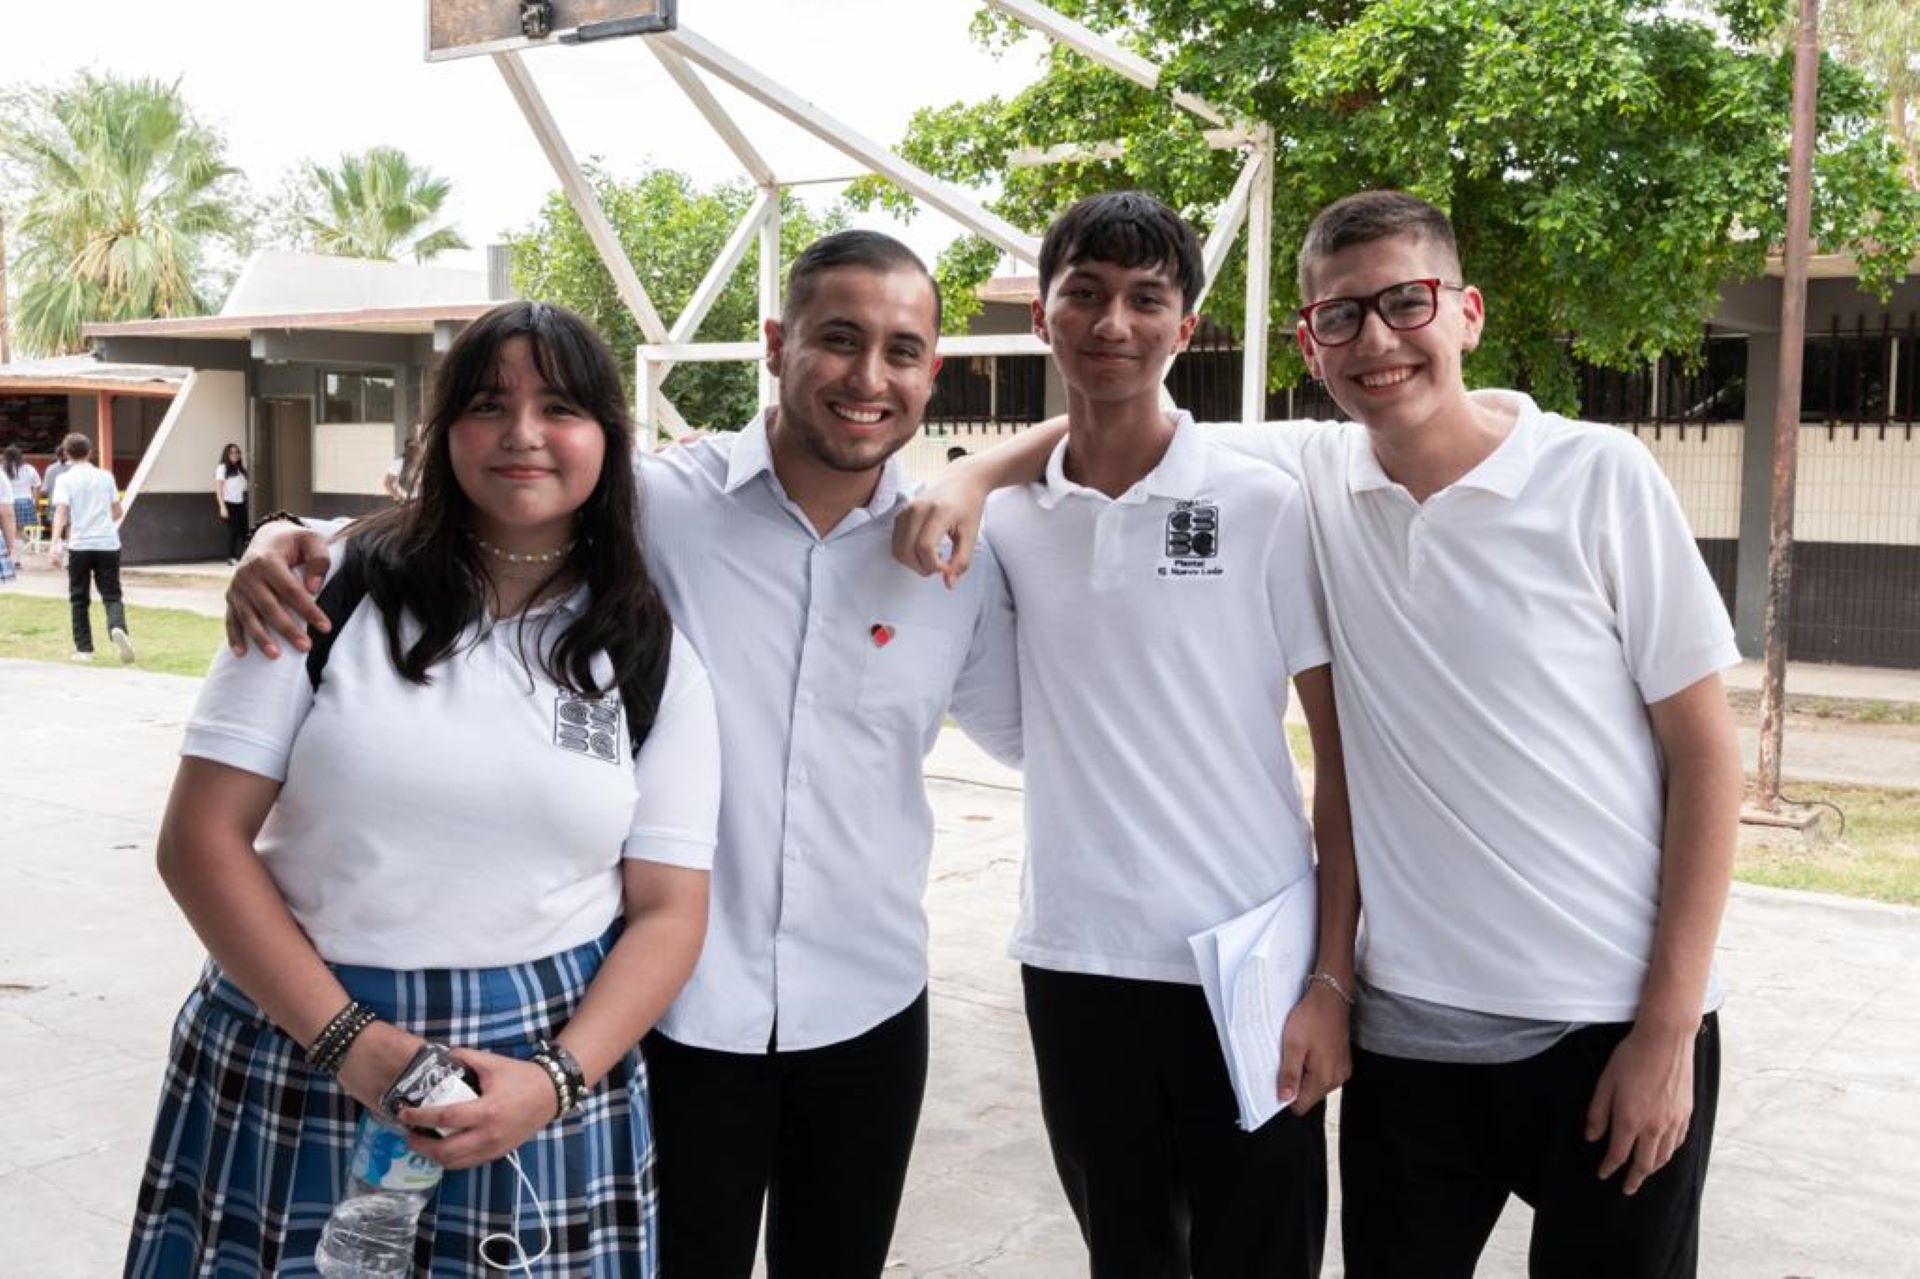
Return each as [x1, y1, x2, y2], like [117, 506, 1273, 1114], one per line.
[307, 1000, 377, 1075]
[1305, 970, 1356, 1007]
[530, 1039, 587, 1118]
[247, 509, 304, 539]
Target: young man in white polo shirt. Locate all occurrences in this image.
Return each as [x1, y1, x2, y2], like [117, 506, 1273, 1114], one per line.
[50, 432, 136, 663]
[988, 191, 1358, 1277]
[227, 232, 1023, 1279]
[901, 190, 1744, 1279]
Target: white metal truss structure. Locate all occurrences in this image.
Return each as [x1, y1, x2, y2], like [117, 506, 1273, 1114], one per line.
[467, 1, 1276, 436]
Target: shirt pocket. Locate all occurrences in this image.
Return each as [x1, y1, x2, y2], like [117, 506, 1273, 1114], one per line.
[856, 621, 956, 727]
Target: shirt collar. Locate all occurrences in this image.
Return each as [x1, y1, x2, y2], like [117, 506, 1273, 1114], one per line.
[721, 408, 912, 517]
[1036, 410, 1206, 510]
[721, 409, 779, 494]
[1346, 389, 1541, 500]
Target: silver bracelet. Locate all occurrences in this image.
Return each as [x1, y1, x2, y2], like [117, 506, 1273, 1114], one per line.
[1305, 970, 1355, 1007]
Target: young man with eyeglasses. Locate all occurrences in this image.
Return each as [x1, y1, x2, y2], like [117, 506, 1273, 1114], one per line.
[898, 189, 1743, 1278]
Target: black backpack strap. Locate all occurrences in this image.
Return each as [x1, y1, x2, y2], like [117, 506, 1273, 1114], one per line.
[304, 546, 369, 692]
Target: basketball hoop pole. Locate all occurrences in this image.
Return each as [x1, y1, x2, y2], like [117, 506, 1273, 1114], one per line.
[428, 0, 1278, 435]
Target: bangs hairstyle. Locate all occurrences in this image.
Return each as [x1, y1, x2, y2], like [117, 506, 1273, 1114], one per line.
[346, 300, 673, 744]
[1297, 190, 1462, 299]
[782, 229, 942, 335]
[1038, 191, 1206, 314]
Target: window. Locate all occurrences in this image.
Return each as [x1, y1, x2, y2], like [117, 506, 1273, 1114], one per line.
[321, 371, 398, 424]
[1801, 335, 1890, 424]
[1663, 337, 1747, 423]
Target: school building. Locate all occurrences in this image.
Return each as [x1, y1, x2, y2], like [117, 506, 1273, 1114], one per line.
[5, 245, 1913, 668]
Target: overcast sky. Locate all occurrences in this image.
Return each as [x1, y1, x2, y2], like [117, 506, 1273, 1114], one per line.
[0, 1, 1051, 272]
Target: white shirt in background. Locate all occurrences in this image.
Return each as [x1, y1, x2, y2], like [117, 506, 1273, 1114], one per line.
[52, 462, 121, 552]
[216, 464, 248, 504]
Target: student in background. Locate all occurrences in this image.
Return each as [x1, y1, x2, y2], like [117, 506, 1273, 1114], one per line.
[49, 433, 133, 663]
[4, 445, 41, 540]
[214, 443, 249, 565]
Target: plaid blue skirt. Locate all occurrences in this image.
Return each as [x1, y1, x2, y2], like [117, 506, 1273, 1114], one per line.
[12, 495, 34, 530]
[125, 928, 656, 1277]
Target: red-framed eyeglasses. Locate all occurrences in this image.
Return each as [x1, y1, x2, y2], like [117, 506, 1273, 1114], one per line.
[1297, 278, 1467, 347]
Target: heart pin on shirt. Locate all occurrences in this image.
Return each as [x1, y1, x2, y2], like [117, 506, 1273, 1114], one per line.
[870, 623, 895, 648]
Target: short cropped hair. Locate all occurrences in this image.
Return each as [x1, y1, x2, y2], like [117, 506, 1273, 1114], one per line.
[783, 230, 942, 335]
[1297, 190, 1462, 299]
[62, 432, 92, 461]
[1038, 191, 1205, 314]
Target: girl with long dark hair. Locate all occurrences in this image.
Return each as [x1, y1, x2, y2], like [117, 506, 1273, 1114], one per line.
[213, 442, 249, 564]
[4, 443, 40, 539]
[127, 301, 719, 1276]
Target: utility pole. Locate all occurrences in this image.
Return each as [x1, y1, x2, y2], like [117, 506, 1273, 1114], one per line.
[1755, 0, 1821, 809]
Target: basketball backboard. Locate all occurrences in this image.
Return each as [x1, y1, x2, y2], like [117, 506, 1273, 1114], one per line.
[426, 0, 676, 62]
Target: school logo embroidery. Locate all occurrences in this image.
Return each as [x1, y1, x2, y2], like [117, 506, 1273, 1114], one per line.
[553, 694, 622, 764]
[1160, 500, 1225, 579]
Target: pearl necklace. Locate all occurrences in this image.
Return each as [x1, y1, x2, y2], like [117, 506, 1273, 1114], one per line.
[470, 534, 576, 565]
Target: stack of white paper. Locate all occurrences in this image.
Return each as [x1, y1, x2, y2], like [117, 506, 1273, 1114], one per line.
[1187, 871, 1318, 1132]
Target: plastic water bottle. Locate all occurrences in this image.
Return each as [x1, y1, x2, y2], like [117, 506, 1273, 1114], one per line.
[313, 1113, 443, 1277]
[316, 1046, 478, 1277]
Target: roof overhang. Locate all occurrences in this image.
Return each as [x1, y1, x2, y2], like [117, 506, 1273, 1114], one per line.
[1763, 252, 1920, 280]
[81, 302, 497, 342]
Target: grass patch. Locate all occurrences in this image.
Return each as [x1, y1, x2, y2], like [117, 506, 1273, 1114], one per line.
[0, 595, 225, 677]
[1737, 782, 1920, 906]
[1725, 688, 1920, 727]
[1288, 721, 1314, 768]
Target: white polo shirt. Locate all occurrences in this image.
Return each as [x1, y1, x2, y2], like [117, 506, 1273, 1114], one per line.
[216, 464, 248, 504]
[182, 581, 721, 969]
[640, 412, 1023, 1052]
[1210, 391, 1739, 1022]
[53, 462, 121, 551]
[987, 412, 1330, 984]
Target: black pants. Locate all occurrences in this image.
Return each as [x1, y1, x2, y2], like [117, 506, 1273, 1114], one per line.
[1022, 965, 1328, 1278]
[66, 549, 127, 654]
[644, 990, 929, 1279]
[1341, 1013, 1721, 1279]
[223, 500, 249, 561]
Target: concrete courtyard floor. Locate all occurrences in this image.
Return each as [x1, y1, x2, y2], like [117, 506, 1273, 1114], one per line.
[1, 657, 1917, 1277]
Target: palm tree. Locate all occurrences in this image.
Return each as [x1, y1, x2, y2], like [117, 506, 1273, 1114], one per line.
[1, 73, 239, 355]
[301, 147, 470, 262]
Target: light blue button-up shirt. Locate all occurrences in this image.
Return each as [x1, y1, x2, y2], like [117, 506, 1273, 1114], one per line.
[642, 412, 1023, 1052]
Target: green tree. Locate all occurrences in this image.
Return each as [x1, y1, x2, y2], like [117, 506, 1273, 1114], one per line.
[300, 146, 469, 262]
[0, 72, 242, 355]
[854, 0, 1920, 410]
[504, 165, 847, 431]
[1824, 0, 1920, 179]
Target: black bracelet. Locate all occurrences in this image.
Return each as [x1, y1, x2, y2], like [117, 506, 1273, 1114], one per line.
[248, 509, 304, 538]
[307, 1000, 377, 1075]
[530, 1039, 587, 1118]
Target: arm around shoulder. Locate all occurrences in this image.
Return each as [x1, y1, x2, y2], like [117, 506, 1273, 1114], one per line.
[893, 418, 1068, 585]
